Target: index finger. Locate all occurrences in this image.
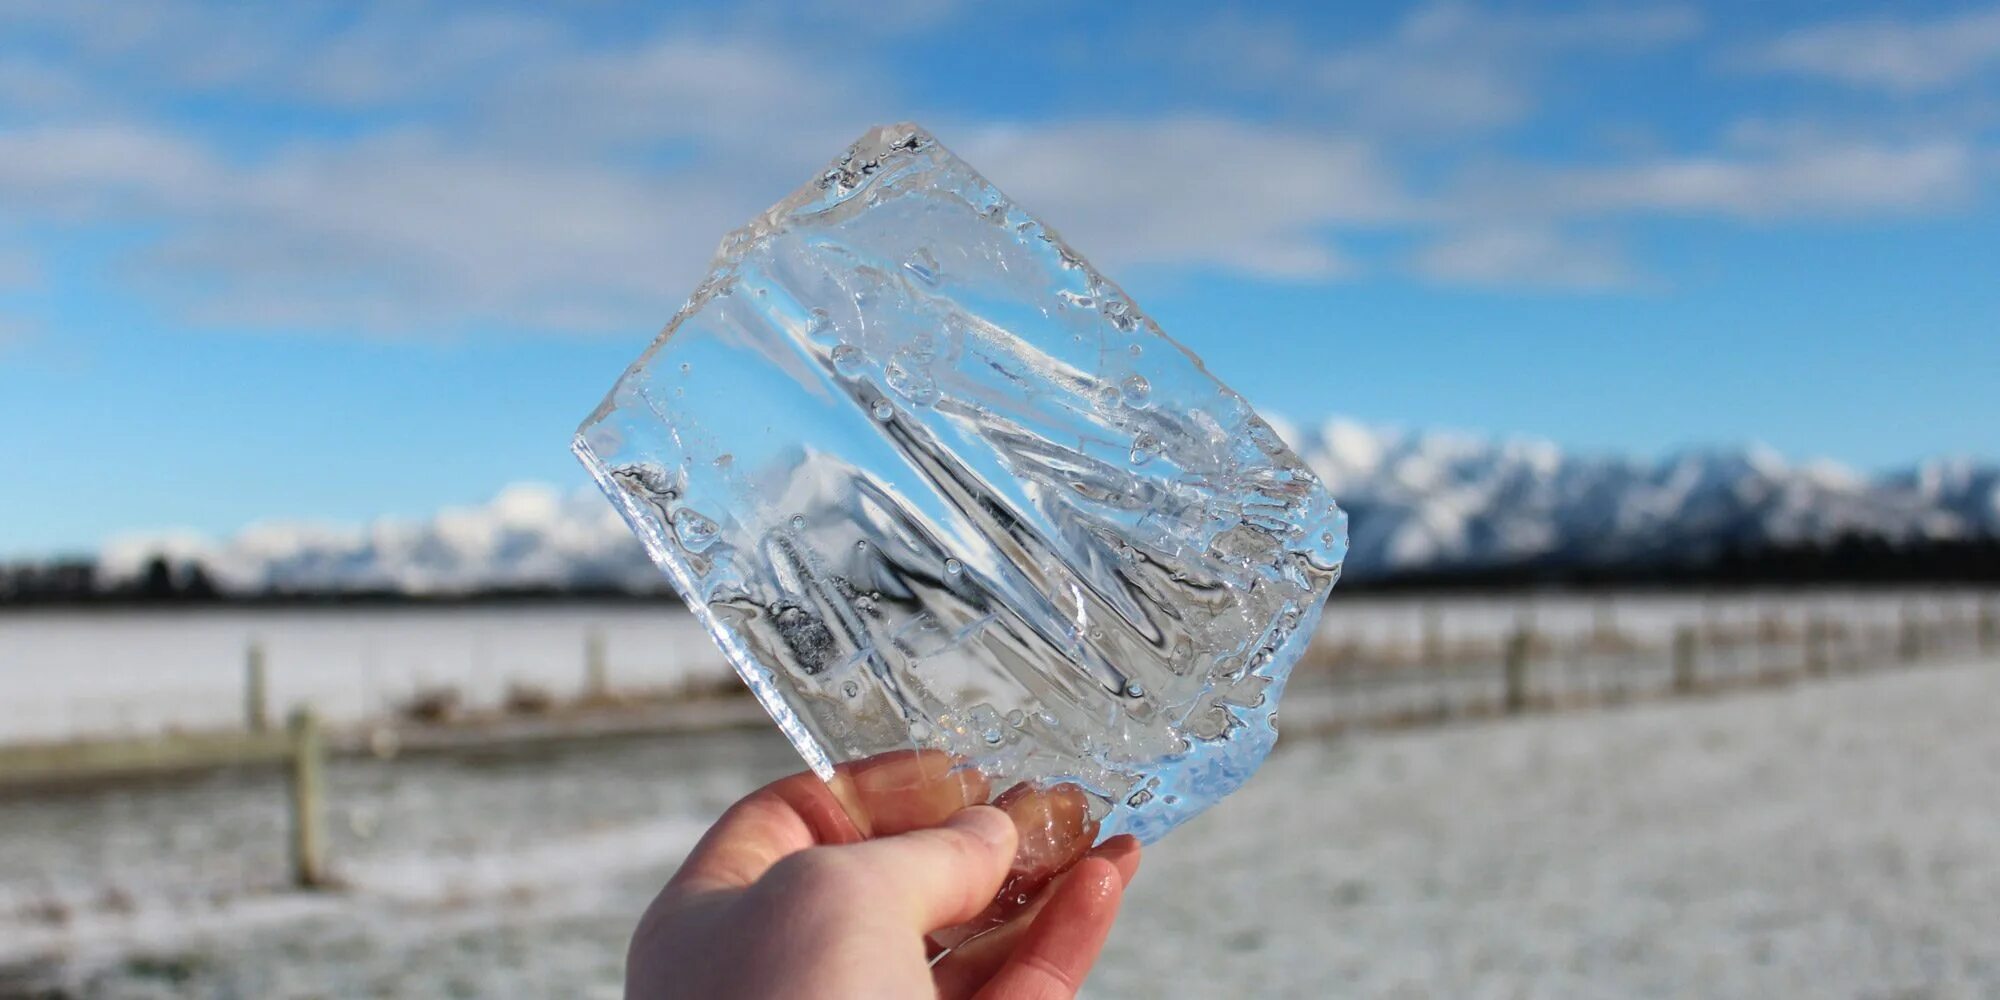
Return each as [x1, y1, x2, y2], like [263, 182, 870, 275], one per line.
[669, 749, 990, 895]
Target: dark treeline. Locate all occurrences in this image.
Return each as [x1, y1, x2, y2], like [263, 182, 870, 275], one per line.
[1355, 534, 2000, 592]
[0, 556, 675, 609]
[4, 536, 1997, 609]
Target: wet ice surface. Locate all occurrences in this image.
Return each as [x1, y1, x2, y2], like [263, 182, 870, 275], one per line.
[575, 123, 1345, 841]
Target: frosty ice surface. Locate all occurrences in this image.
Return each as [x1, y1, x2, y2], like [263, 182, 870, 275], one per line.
[574, 123, 1345, 844]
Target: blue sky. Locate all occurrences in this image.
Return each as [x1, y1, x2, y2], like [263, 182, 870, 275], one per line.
[2, 0, 1997, 556]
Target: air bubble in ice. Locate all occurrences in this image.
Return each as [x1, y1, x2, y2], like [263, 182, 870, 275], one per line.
[831, 343, 863, 372]
[885, 358, 939, 406]
[968, 704, 1004, 745]
[1120, 375, 1150, 406]
[1100, 298, 1138, 331]
[1129, 433, 1163, 465]
[872, 400, 894, 421]
[944, 558, 963, 576]
[671, 509, 719, 552]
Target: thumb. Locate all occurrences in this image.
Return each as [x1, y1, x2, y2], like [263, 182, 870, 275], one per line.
[831, 805, 1018, 932]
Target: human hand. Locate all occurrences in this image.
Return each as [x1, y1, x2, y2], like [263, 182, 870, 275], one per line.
[627, 751, 1142, 999]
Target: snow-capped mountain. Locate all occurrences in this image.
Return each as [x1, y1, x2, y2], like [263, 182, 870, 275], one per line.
[96, 420, 2000, 594]
[98, 485, 664, 596]
[1278, 418, 1994, 579]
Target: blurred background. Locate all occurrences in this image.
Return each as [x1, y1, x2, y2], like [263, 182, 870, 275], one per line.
[2, 1, 1997, 996]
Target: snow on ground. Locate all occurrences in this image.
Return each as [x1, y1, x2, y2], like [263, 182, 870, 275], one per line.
[5, 654, 1997, 998]
[0, 591, 1978, 742]
[1100, 656, 2000, 998]
[0, 605, 716, 742]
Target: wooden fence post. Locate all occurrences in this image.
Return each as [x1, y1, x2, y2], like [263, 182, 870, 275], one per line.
[1804, 617, 1829, 678]
[585, 629, 609, 701]
[288, 708, 326, 889]
[245, 642, 270, 733]
[1672, 625, 1698, 694]
[1421, 605, 1444, 666]
[1502, 626, 1532, 714]
[1898, 603, 1921, 663]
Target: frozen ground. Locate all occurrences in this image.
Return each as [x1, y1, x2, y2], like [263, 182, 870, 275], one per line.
[0, 605, 717, 742]
[4, 652, 1996, 998]
[0, 591, 1975, 742]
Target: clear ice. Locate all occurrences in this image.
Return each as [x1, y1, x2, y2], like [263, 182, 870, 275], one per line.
[575, 123, 1346, 845]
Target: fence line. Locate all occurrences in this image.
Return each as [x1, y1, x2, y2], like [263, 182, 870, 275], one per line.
[2, 592, 1993, 889]
[1289, 595, 1995, 733]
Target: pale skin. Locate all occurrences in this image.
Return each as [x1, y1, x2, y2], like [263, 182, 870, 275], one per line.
[627, 751, 1142, 999]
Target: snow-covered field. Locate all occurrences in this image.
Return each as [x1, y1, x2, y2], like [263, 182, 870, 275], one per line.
[0, 591, 1978, 742]
[4, 645, 1996, 998]
[0, 605, 717, 742]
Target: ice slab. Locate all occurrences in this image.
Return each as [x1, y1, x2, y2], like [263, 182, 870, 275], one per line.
[574, 123, 1345, 845]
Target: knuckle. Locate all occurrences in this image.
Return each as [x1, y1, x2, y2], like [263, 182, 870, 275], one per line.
[1016, 950, 1084, 996]
[766, 848, 857, 897]
[941, 825, 998, 869]
[909, 825, 986, 874]
[921, 827, 1000, 911]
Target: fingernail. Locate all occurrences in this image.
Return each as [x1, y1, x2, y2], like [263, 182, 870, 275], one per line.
[947, 805, 1015, 853]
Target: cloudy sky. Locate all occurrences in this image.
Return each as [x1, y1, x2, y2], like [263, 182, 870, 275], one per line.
[1, 1, 1997, 555]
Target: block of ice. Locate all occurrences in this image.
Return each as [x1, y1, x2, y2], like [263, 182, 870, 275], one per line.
[574, 123, 1345, 845]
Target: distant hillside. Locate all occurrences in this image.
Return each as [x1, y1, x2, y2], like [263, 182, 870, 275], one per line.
[6, 420, 1997, 604]
[1278, 418, 1999, 580]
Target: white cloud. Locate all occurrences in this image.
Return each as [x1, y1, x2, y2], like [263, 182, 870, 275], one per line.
[0, 0, 943, 334]
[958, 119, 1407, 279]
[1177, 3, 1702, 134]
[1749, 6, 2000, 93]
[1414, 227, 1640, 291]
[0, 0, 1992, 321]
[163, 134, 787, 334]
[485, 34, 886, 160]
[0, 111, 1413, 334]
[0, 1, 537, 103]
[284, 10, 564, 108]
[0, 123, 218, 213]
[1458, 138, 1978, 221]
[0, 120, 808, 334]
[731, 0, 963, 39]
[0, 55, 95, 115]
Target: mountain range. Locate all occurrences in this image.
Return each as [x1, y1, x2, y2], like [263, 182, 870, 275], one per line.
[92, 419, 2000, 596]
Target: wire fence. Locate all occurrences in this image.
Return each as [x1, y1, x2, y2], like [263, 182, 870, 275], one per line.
[1285, 595, 2000, 732]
